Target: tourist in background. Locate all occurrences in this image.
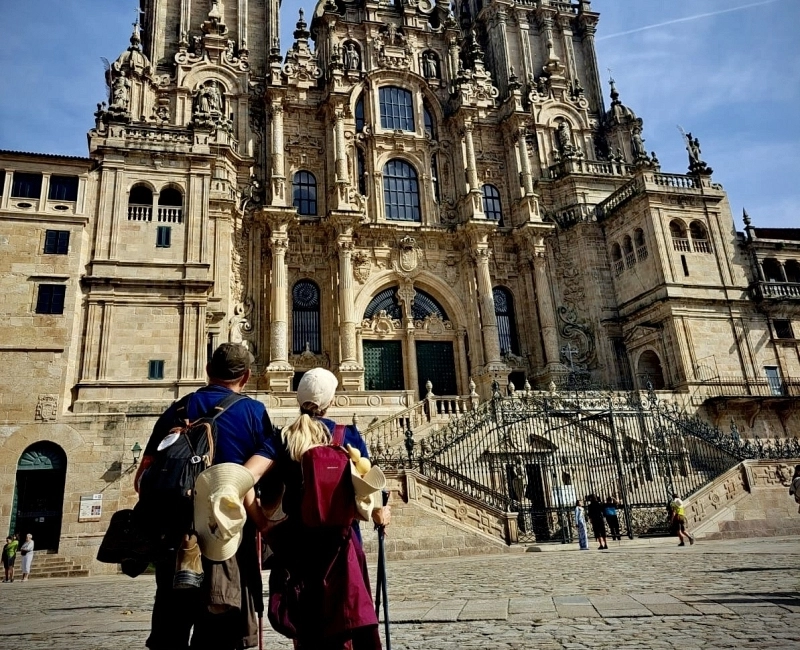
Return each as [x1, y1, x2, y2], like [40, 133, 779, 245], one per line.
[669, 493, 694, 546]
[604, 496, 622, 541]
[19, 534, 34, 581]
[586, 495, 608, 550]
[2, 536, 18, 582]
[789, 465, 800, 513]
[574, 499, 589, 550]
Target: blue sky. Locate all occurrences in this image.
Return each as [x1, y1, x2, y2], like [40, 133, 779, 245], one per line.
[0, 0, 797, 229]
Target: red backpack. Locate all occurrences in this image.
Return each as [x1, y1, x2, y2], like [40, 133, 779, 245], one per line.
[300, 424, 357, 528]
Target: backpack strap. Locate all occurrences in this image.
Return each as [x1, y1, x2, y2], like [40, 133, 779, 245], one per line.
[209, 391, 248, 420]
[332, 424, 346, 447]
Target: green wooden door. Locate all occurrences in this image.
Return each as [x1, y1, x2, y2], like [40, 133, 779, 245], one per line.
[415, 341, 457, 398]
[363, 340, 405, 390]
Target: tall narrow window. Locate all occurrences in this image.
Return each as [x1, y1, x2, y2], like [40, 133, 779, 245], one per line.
[48, 176, 79, 202]
[44, 230, 70, 255]
[379, 87, 414, 131]
[611, 243, 624, 276]
[493, 287, 519, 355]
[357, 148, 367, 196]
[0, 170, 5, 195]
[423, 104, 435, 139]
[158, 186, 183, 223]
[11, 172, 42, 199]
[623, 235, 635, 268]
[764, 366, 783, 396]
[292, 280, 321, 354]
[670, 220, 689, 252]
[355, 96, 365, 133]
[431, 154, 440, 203]
[689, 221, 711, 253]
[35, 284, 66, 315]
[482, 184, 502, 224]
[383, 159, 420, 222]
[292, 171, 317, 216]
[634, 228, 648, 261]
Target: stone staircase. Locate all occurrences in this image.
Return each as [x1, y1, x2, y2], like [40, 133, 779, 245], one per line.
[27, 552, 89, 579]
[361, 470, 523, 560]
[687, 459, 800, 540]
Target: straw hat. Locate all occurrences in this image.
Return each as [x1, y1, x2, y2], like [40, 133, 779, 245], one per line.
[194, 463, 255, 562]
[350, 464, 386, 521]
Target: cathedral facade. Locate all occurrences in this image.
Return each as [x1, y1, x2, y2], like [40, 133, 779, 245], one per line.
[1, 0, 798, 568]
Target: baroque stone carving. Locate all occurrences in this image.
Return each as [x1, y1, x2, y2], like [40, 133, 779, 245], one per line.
[361, 310, 402, 335]
[35, 395, 58, 422]
[352, 251, 371, 283]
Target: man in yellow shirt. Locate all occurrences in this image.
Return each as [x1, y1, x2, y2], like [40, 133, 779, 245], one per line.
[669, 494, 695, 546]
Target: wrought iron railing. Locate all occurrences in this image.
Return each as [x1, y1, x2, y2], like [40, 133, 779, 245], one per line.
[371, 385, 800, 544]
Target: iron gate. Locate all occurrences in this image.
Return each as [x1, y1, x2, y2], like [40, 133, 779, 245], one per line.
[413, 392, 741, 543]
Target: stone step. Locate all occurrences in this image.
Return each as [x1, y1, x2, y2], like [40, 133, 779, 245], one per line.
[27, 569, 90, 579]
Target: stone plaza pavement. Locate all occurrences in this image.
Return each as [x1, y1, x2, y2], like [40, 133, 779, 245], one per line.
[0, 536, 797, 649]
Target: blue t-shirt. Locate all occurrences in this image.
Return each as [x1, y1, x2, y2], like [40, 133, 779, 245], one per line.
[145, 385, 277, 464]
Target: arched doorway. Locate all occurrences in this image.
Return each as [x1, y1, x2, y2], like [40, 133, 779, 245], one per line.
[636, 350, 666, 390]
[10, 442, 67, 551]
[361, 285, 461, 399]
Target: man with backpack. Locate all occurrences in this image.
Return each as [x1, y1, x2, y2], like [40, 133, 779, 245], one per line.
[135, 343, 278, 650]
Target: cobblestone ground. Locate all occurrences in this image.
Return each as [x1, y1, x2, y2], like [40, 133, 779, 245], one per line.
[0, 536, 797, 649]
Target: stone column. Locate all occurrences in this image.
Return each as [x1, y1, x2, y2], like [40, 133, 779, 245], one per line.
[270, 102, 286, 206]
[337, 238, 363, 389]
[517, 128, 535, 197]
[474, 247, 501, 364]
[533, 252, 561, 368]
[464, 121, 480, 193]
[265, 231, 293, 390]
[778, 262, 788, 283]
[334, 107, 348, 183]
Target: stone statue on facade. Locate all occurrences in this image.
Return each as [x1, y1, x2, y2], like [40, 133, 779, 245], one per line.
[511, 457, 526, 502]
[110, 72, 130, 110]
[423, 52, 439, 79]
[344, 43, 360, 71]
[631, 127, 647, 161]
[686, 132, 701, 165]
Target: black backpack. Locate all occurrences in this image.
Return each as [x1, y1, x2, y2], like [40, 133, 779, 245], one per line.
[136, 391, 247, 548]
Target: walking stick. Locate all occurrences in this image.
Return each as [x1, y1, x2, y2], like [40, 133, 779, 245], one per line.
[256, 530, 264, 650]
[374, 490, 391, 650]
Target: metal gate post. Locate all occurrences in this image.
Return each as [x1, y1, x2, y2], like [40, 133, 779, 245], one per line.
[607, 398, 634, 540]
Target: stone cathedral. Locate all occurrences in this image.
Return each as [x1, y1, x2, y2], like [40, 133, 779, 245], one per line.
[1, 0, 798, 569]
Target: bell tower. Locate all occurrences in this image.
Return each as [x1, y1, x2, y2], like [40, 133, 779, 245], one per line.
[139, 0, 279, 77]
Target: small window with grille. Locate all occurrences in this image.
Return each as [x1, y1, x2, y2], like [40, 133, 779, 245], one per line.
[774, 319, 794, 339]
[44, 230, 70, 255]
[156, 226, 171, 248]
[49, 175, 79, 202]
[148, 360, 165, 380]
[35, 284, 66, 314]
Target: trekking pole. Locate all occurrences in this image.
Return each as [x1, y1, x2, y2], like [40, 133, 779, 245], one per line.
[374, 490, 391, 650]
[256, 530, 264, 650]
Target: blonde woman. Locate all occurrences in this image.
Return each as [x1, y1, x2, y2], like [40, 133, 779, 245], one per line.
[268, 368, 389, 650]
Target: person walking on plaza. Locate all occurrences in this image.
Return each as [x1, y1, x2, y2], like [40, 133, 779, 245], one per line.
[604, 496, 622, 541]
[267, 367, 389, 650]
[19, 534, 34, 581]
[574, 500, 589, 550]
[669, 493, 694, 546]
[789, 465, 800, 513]
[135, 342, 279, 650]
[586, 495, 608, 550]
[2, 536, 18, 582]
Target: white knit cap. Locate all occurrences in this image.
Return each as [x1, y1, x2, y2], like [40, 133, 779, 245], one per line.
[297, 367, 338, 411]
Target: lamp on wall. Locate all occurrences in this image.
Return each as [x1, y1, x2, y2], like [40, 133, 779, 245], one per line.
[131, 442, 143, 465]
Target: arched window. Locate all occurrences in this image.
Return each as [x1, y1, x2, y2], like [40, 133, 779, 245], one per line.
[423, 104, 435, 139]
[785, 260, 800, 283]
[493, 287, 519, 356]
[670, 220, 689, 252]
[411, 289, 448, 321]
[128, 184, 153, 221]
[611, 242, 624, 276]
[292, 171, 317, 216]
[689, 221, 711, 253]
[364, 287, 402, 320]
[292, 280, 321, 353]
[379, 87, 414, 131]
[355, 96, 365, 133]
[157, 186, 183, 223]
[623, 235, 635, 268]
[762, 258, 784, 283]
[357, 148, 367, 196]
[383, 159, 420, 222]
[482, 184, 502, 224]
[637, 350, 665, 390]
[634, 228, 647, 261]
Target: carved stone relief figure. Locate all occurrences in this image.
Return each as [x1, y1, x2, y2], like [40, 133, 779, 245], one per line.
[344, 42, 361, 71]
[110, 72, 130, 110]
[423, 52, 439, 79]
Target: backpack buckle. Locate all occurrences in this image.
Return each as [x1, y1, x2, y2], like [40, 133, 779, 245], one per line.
[190, 455, 202, 464]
